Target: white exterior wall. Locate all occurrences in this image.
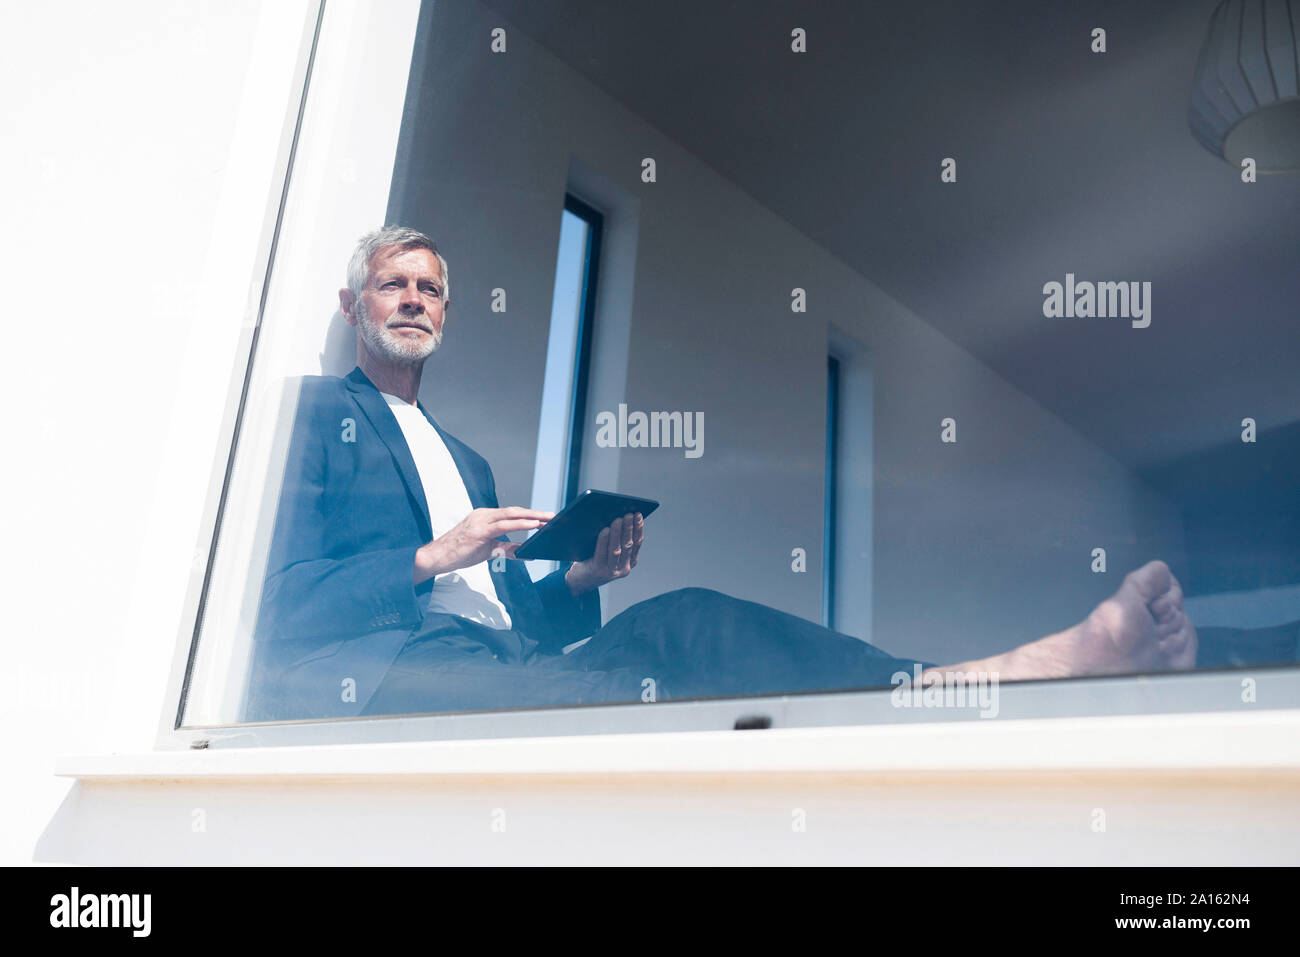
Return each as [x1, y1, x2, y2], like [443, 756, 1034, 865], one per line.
[39, 713, 1300, 865]
[2, 0, 1295, 866]
[0, 0, 316, 865]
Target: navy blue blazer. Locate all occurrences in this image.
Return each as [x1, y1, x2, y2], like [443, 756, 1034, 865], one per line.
[244, 366, 600, 720]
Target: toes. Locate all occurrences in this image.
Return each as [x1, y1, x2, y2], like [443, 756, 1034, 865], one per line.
[1157, 617, 1198, 669]
[1080, 563, 1194, 675]
[1124, 560, 1174, 604]
[1155, 613, 1183, 639]
[1149, 581, 1184, 623]
[1155, 609, 1186, 641]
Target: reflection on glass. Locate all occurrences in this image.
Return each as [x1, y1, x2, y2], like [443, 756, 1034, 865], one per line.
[180, 1, 1299, 729]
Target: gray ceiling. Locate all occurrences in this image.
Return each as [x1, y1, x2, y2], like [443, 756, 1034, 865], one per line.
[481, 0, 1299, 474]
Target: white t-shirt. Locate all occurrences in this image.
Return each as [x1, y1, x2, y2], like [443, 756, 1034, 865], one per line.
[380, 392, 512, 630]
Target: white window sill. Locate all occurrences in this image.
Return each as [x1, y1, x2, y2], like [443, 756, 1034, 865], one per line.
[57, 708, 1300, 782]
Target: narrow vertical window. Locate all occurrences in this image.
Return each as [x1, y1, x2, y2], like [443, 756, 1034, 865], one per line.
[823, 353, 841, 629]
[531, 195, 604, 518]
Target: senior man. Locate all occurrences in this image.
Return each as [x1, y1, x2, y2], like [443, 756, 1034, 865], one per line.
[246, 226, 1197, 720]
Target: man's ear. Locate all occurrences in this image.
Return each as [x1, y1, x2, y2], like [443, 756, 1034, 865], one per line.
[339, 288, 358, 326]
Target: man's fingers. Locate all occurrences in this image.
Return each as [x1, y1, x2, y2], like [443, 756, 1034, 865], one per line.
[622, 512, 635, 551]
[492, 518, 550, 534]
[628, 513, 644, 568]
[593, 526, 611, 567]
[495, 506, 554, 522]
[491, 541, 522, 559]
[609, 516, 624, 561]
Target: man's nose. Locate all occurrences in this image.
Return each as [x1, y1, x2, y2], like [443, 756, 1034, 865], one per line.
[399, 284, 423, 311]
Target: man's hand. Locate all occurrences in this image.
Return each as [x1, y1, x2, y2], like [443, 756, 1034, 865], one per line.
[414, 507, 553, 584]
[565, 512, 644, 596]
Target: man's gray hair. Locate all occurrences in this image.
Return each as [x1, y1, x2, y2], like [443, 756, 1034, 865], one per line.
[346, 225, 449, 303]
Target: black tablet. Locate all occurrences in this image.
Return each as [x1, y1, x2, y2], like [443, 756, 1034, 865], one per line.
[514, 489, 659, 562]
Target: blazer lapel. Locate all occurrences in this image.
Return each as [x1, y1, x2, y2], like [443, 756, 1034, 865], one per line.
[344, 366, 433, 539]
[344, 366, 546, 634]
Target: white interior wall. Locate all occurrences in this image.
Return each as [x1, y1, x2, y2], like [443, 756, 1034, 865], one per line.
[389, 0, 1187, 665]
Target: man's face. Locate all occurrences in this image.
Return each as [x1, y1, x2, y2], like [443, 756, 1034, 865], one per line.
[349, 246, 447, 365]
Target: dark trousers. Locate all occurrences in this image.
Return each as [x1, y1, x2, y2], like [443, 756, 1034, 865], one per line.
[361, 587, 924, 716]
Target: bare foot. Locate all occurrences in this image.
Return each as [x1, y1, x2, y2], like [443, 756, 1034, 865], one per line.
[927, 561, 1198, 682]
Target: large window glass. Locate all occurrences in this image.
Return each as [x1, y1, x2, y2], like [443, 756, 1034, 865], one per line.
[178, 0, 1299, 735]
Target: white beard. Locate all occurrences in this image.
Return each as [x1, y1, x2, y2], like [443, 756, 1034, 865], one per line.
[356, 300, 442, 365]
